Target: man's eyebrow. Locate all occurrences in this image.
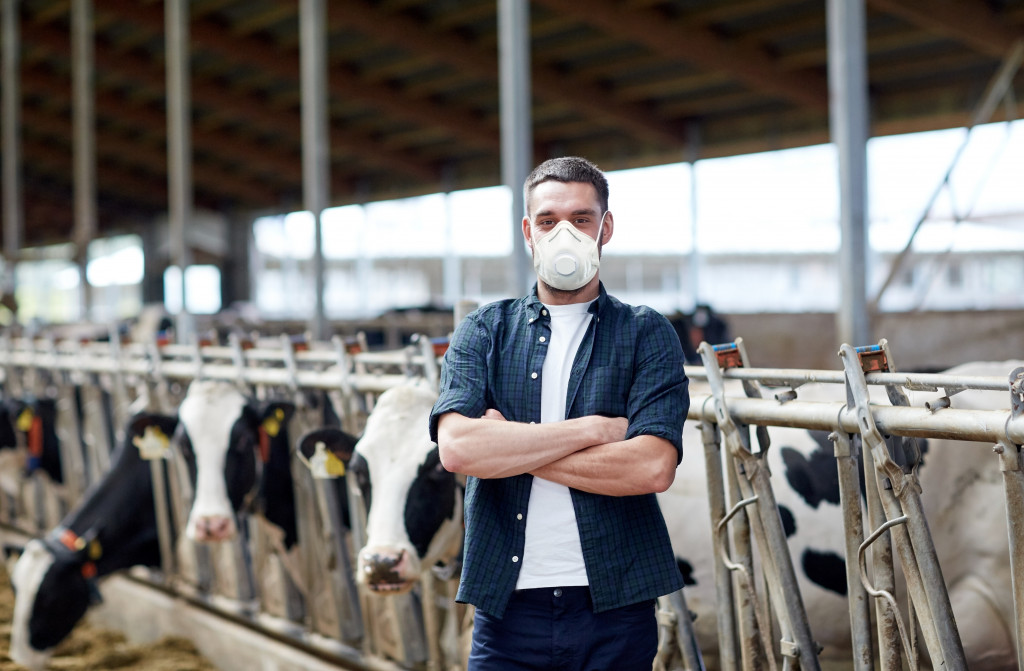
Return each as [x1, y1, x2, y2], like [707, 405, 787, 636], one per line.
[534, 208, 598, 217]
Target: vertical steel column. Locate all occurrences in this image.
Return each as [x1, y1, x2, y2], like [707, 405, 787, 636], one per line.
[301, 0, 329, 341]
[2, 0, 22, 290]
[72, 0, 96, 321]
[498, 0, 532, 297]
[826, 0, 870, 347]
[687, 122, 700, 309]
[165, 0, 194, 340]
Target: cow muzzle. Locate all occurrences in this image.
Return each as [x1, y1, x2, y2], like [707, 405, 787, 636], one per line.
[357, 547, 419, 594]
[186, 514, 237, 543]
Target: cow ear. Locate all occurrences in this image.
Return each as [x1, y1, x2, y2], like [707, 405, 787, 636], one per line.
[258, 402, 296, 438]
[297, 428, 358, 465]
[129, 413, 178, 440]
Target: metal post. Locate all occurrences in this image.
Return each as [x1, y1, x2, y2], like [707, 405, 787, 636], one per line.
[300, 0, 329, 341]
[687, 122, 701, 310]
[826, 0, 870, 347]
[72, 0, 96, 321]
[860, 438, 902, 671]
[498, 0, 532, 297]
[701, 419, 739, 671]
[2, 0, 23, 292]
[830, 430, 874, 670]
[165, 0, 194, 341]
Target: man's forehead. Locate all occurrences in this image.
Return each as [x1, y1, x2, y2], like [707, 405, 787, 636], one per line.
[529, 180, 601, 212]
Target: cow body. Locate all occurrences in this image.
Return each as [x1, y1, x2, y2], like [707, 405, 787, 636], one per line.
[8, 413, 178, 670]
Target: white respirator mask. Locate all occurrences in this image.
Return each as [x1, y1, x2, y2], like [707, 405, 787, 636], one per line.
[532, 213, 606, 291]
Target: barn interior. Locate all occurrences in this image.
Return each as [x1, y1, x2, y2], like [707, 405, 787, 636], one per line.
[2, 0, 1023, 369]
[2, 3, 1024, 670]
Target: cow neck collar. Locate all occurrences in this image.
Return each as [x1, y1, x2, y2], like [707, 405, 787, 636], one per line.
[44, 526, 102, 580]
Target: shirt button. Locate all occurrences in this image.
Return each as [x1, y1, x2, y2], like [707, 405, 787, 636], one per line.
[541, 309, 548, 316]
[529, 318, 535, 324]
[553, 588, 562, 597]
[516, 513, 523, 520]
[512, 556, 519, 563]
[530, 372, 538, 379]
[529, 421, 535, 425]
[539, 336, 546, 343]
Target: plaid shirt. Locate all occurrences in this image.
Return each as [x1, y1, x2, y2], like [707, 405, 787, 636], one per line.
[429, 283, 689, 617]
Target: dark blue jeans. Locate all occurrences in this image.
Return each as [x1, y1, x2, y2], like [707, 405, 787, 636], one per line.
[468, 587, 657, 671]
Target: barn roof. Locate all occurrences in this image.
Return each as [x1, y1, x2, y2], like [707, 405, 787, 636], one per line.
[5, 0, 1024, 247]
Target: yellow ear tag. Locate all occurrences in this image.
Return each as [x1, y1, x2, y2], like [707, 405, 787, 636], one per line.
[307, 441, 345, 479]
[133, 426, 170, 460]
[324, 450, 346, 478]
[16, 408, 33, 432]
[88, 539, 103, 561]
[262, 416, 281, 438]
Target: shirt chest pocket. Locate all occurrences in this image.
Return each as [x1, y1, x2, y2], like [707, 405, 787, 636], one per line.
[580, 365, 632, 417]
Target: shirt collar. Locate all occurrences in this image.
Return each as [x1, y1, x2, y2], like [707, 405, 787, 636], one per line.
[526, 282, 608, 320]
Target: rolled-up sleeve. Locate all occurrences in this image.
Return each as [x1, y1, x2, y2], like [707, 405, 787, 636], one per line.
[625, 311, 689, 463]
[429, 313, 491, 442]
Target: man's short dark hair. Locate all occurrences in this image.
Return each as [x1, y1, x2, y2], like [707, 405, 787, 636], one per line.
[524, 157, 610, 217]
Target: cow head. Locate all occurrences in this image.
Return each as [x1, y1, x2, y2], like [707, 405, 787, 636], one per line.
[8, 411, 178, 670]
[176, 380, 295, 542]
[8, 536, 99, 669]
[298, 382, 463, 595]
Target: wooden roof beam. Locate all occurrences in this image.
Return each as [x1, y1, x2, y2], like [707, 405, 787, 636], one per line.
[866, 0, 1023, 59]
[99, 0, 498, 153]
[322, 0, 686, 145]
[533, 0, 828, 111]
[22, 20, 439, 185]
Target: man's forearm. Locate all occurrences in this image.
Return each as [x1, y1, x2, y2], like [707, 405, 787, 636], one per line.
[530, 434, 678, 496]
[437, 411, 627, 479]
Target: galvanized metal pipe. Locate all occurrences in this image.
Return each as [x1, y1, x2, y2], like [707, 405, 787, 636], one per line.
[2, 0, 23, 271]
[300, 0, 329, 341]
[72, 0, 96, 319]
[701, 419, 739, 671]
[498, 0, 533, 296]
[998, 448, 1024, 671]
[831, 430, 873, 671]
[686, 395, 1024, 446]
[861, 439, 902, 671]
[826, 0, 870, 346]
[165, 0, 195, 340]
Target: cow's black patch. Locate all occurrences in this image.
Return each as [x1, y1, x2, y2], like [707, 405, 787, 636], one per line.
[30, 556, 91, 650]
[777, 504, 796, 538]
[404, 447, 456, 558]
[780, 432, 841, 509]
[676, 557, 697, 586]
[802, 548, 847, 596]
[349, 452, 372, 513]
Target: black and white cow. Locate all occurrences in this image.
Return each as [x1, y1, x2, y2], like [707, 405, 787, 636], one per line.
[174, 380, 299, 545]
[7, 412, 178, 670]
[298, 381, 463, 594]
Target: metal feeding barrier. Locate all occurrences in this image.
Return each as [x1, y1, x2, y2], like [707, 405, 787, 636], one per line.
[685, 337, 1024, 671]
[0, 328, 1021, 671]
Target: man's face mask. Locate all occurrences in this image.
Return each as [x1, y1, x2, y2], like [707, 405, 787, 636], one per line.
[532, 212, 606, 291]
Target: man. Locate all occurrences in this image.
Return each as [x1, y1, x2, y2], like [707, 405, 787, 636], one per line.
[430, 157, 689, 670]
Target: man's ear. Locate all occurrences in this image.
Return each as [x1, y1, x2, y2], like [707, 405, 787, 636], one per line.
[601, 210, 614, 245]
[522, 215, 533, 251]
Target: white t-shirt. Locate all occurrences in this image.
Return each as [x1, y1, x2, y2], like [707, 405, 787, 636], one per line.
[515, 300, 595, 589]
